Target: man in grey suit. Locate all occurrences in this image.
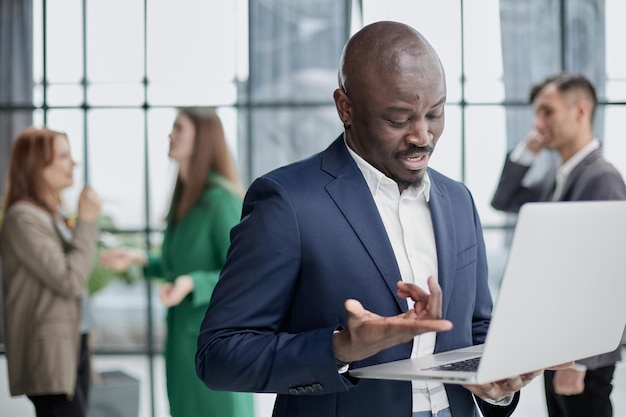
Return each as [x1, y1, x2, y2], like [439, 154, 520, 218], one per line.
[492, 72, 626, 417]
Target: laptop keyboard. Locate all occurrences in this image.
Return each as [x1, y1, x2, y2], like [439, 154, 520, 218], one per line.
[426, 356, 481, 372]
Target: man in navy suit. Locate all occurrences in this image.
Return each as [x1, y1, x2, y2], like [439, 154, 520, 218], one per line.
[197, 21, 544, 417]
[492, 73, 626, 417]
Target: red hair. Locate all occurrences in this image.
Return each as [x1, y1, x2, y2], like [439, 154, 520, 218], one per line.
[2, 126, 68, 217]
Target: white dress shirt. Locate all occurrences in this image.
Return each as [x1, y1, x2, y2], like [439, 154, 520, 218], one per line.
[346, 143, 450, 414]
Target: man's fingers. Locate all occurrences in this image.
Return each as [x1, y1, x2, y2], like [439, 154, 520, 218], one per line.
[520, 370, 543, 384]
[396, 281, 429, 300]
[504, 376, 524, 391]
[409, 319, 452, 332]
[426, 276, 442, 314]
[345, 298, 452, 332]
[396, 278, 443, 319]
[547, 361, 574, 371]
[344, 299, 365, 315]
[366, 317, 453, 333]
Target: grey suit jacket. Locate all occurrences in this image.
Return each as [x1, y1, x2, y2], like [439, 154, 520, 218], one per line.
[0, 202, 97, 397]
[491, 147, 626, 369]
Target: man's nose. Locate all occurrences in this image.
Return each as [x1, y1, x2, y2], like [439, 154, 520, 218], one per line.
[405, 120, 432, 147]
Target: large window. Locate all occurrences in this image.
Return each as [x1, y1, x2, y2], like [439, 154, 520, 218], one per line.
[13, 0, 626, 299]
[32, 0, 248, 230]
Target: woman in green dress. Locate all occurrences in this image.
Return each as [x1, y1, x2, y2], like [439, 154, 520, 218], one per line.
[100, 108, 253, 417]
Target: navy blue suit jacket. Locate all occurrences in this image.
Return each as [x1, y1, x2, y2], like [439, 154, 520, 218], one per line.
[197, 136, 519, 417]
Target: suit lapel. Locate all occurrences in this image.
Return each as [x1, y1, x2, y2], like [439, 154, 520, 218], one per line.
[428, 175, 455, 319]
[559, 148, 602, 201]
[540, 169, 558, 201]
[322, 138, 407, 312]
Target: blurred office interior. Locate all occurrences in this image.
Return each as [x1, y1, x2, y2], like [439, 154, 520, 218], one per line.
[1, 1, 625, 416]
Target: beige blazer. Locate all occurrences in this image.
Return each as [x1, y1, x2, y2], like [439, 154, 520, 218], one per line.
[0, 201, 97, 397]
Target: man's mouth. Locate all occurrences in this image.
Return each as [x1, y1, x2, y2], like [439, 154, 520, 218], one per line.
[400, 153, 430, 171]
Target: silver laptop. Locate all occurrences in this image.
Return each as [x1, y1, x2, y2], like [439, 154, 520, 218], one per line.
[350, 201, 626, 385]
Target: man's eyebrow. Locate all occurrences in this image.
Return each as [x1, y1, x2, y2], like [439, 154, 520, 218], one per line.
[382, 106, 413, 114]
[431, 96, 447, 108]
[383, 97, 447, 113]
[535, 103, 552, 111]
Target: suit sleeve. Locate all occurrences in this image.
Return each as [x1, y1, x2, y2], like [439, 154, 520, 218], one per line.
[196, 176, 354, 394]
[3, 208, 97, 299]
[491, 155, 543, 213]
[470, 196, 492, 345]
[575, 168, 626, 201]
[190, 188, 243, 307]
[477, 393, 521, 417]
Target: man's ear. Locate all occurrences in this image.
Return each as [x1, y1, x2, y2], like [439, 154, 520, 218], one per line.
[333, 88, 352, 127]
[576, 99, 592, 123]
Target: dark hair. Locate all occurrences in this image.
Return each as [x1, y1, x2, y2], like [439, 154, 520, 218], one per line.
[3, 126, 67, 217]
[171, 107, 242, 220]
[529, 72, 598, 122]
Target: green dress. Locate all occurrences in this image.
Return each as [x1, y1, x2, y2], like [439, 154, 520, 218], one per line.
[144, 172, 253, 417]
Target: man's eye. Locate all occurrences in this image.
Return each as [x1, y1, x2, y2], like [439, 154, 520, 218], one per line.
[388, 120, 409, 128]
[427, 113, 443, 121]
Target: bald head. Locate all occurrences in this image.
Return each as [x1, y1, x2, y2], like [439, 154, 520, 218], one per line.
[333, 21, 447, 192]
[338, 21, 443, 99]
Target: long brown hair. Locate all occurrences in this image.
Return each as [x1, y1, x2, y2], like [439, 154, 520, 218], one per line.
[171, 107, 242, 220]
[2, 126, 67, 218]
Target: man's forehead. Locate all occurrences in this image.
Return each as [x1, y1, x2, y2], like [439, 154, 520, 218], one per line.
[533, 85, 564, 106]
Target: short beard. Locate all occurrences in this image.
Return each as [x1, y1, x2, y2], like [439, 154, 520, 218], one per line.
[396, 177, 423, 191]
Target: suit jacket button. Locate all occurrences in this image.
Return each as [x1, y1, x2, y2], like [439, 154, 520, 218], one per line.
[297, 387, 306, 394]
[312, 383, 323, 392]
[304, 386, 314, 393]
[289, 388, 299, 395]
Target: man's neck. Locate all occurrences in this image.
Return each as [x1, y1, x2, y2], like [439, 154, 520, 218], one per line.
[559, 134, 593, 163]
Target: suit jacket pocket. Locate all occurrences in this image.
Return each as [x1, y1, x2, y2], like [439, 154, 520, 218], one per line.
[31, 322, 76, 387]
[456, 243, 477, 271]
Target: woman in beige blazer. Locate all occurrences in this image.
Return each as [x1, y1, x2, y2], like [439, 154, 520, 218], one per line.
[0, 127, 100, 417]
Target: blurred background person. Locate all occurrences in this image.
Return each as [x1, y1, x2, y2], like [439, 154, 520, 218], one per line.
[99, 107, 253, 417]
[491, 72, 626, 417]
[1, 127, 101, 417]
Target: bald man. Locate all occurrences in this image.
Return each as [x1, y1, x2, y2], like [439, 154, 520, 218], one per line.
[197, 21, 538, 417]
[492, 73, 626, 417]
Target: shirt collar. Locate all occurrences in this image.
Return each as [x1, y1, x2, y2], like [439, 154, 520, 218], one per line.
[557, 139, 600, 180]
[344, 140, 431, 202]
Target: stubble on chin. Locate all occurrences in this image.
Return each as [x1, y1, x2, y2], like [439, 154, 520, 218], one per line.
[396, 176, 424, 193]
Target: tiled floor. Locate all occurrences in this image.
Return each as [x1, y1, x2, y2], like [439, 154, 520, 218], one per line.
[1, 350, 625, 417]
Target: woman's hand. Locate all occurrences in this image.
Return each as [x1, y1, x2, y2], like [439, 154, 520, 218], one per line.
[77, 186, 101, 222]
[99, 248, 146, 272]
[160, 275, 195, 307]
